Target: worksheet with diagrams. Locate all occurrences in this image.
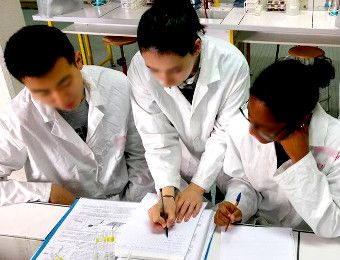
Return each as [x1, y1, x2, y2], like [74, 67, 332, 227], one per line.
[34, 198, 137, 260]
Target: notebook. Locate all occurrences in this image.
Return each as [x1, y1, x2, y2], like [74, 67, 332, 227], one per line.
[220, 225, 296, 260]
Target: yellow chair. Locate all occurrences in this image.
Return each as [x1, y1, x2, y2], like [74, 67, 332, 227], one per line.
[100, 36, 137, 75]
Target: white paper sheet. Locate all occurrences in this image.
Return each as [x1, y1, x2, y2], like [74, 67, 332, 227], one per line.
[0, 202, 68, 240]
[220, 226, 296, 260]
[115, 193, 207, 260]
[185, 209, 215, 260]
[35, 198, 137, 260]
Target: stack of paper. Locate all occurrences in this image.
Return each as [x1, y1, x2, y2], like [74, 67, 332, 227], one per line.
[220, 226, 296, 260]
[32, 195, 214, 260]
[115, 193, 208, 260]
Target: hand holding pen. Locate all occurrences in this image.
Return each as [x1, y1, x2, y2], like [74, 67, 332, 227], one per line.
[148, 187, 176, 237]
[214, 193, 242, 231]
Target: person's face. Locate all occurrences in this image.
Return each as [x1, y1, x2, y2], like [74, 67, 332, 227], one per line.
[141, 39, 201, 88]
[22, 51, 84, 111]
[244, 96, 289, 144]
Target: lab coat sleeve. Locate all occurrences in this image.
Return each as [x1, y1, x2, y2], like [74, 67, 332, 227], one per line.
[128, 62, 182, 191]
[0, 116, 51, 206]
[222, 130, 261, 222]
[274, 151, 340, 238]
[191, 60, 250, 191]
[224, 178, 261, 223]
[123, 109, 156, 202]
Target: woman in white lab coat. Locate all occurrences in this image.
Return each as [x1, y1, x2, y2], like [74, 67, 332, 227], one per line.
[0, 25, 154, 206]
[128, 0, 249, 230]
[214, 58, 340, 238]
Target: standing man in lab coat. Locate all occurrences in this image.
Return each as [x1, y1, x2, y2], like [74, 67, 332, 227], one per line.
[128, 0, 249, 230]
[0, 25, 155, 206]
[214, 59, 340, 238]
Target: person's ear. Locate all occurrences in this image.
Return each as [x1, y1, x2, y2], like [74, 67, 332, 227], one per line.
[74, 51, 83, 70]
[193, 38, 202, 57]
[300, 113, 312, 132]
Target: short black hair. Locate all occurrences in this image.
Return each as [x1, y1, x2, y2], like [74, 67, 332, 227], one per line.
[137, 0, 205, 56]
[250, 58, 335, 129]
[4, 25, 75, 82]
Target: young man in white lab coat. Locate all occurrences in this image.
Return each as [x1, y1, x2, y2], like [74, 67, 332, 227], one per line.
[128, 0, 249, 230]
[215, 59, 340, 238]
[0, 25, 155, 206]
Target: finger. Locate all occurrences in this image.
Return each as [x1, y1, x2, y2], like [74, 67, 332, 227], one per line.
[152, 221, 167, 232]
[222, 202, 238, 218]
[230, 209, 242, 223]
[192, 201, 202, 218]
[177, 201, 190, 223]
[214, 212, 226, 226]
[218, 203, 232, 218]
[148, 206, 167, 228]
[166, 206, 176, 228]
[224, 202, 236, 213]
[175, 196, 185, 216]
[214, 211, 231, 226]
[154, 215, 167, 228]
[184, 203, 196, 222]
[175, 194, 180, 204]
[224, 218, 231, 231]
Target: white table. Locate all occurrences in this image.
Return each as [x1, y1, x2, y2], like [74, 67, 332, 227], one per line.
[0, 202, 69, 260]
[32, 1, 238, 66]
[206, 226, 340, 260]
[1, 202, 339, 259]
[31, 2, 340, 61]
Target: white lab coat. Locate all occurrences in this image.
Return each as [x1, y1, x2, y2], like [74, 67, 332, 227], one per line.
[223, 103, 340, 238]
[128, 36, 250, 192]
[0, 66, 155, 206]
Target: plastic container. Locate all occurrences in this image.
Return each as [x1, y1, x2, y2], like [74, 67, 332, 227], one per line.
[37, 0, 84, 17]
[121, 0, 145, 9]
[329, 0, 339, 15]
[286, 0, 300, 15]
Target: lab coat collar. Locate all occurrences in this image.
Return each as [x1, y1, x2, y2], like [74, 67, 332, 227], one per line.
[190, 36, 221, 111]
[31, 71, 104, 124]
[82, 71, 105, 108]
[81, 71, 105, 143]
[31, 95, 56, 123]
[196, 36, 221, 87]
[309, 103, 328, 147]
[161, 36, 221, 112]
[31, 71, 105, 145]
[144, 36, 220, 87]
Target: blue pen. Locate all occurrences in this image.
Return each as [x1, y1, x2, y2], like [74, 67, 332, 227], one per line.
[235, 192, 242, 206]
[225, 192, 242, 231]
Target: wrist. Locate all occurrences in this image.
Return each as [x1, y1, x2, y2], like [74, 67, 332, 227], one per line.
[161, 186, 175, 197]
[189, 183, 205, 195]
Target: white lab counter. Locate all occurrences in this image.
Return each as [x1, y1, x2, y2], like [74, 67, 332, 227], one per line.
[0, 203, 68, 259]
[1, 202, 340, 259]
